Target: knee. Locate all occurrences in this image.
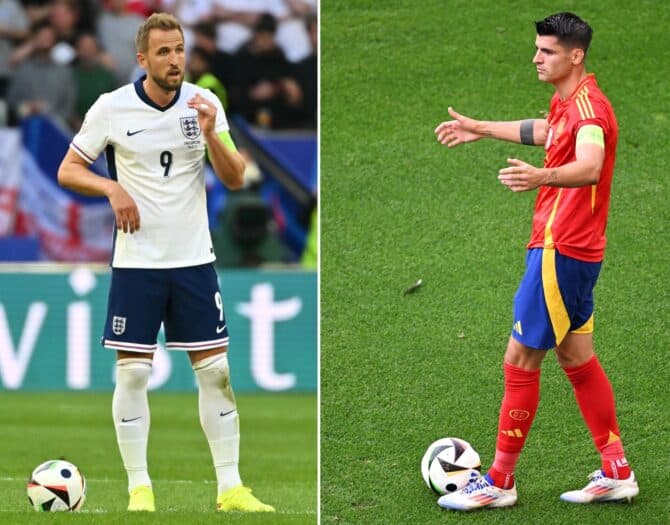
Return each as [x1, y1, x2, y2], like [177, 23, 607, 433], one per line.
[116, 358, 152, 390]
[193, 353, 232, 390]
[555, 350, 574, 368]
[555, 349, 591, 369]
[555, 335, 594, 368]
[504, 338, 545, 370]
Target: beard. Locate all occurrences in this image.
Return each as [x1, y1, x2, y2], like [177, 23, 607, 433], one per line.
[150, 69, 184, 92]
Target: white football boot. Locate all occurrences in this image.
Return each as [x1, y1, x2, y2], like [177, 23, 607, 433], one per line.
[560, 470, 639, 503]
[437, 474, 517, 511]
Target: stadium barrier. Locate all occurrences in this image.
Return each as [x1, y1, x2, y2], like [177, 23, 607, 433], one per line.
[0, 266, 316, 392]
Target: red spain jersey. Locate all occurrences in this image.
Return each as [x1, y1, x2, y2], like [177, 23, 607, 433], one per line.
[527, 74, 618, 262]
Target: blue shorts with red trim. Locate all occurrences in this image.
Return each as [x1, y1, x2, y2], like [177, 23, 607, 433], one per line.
[102, 263, 229, 353]
[511, 248, 601, 350]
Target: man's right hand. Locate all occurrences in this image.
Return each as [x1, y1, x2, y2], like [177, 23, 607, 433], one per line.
[58, 148, 141, 234]
[434, 107, 484, 147]
[107, 182, 140, 234]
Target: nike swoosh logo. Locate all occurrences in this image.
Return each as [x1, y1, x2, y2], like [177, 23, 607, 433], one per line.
[220, 409, 236, 417]
[216, 324, 227, 334]
[126, 129, 146, 136]
[121, 416, 142, 422]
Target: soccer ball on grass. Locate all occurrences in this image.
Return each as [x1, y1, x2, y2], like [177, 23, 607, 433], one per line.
[27, 459, 86, 512]
[421, 437, 481, 494]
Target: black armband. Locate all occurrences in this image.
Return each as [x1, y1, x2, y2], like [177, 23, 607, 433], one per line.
[520, 119, 535, 145]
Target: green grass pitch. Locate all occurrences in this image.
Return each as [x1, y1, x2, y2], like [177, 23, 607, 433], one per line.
[320, 1, 669, 524]
[0, 392, 316, 524]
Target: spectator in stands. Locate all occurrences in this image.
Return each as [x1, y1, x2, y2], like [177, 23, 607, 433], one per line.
[212, 0, 280, 54]
[72, 32, 117, 129]
[160, 0, 213, 52]
[187, 45, 228, 108]
[292, 12, 316, 128]
[0, 0, 30, 104]
[10, 0, 91, 68]
[5, 22, 76, 127]
[97, 0, 145, 84]
[50, 0, 93, 65]
[233, 13, 303, 129]
[212, 0, 315, 63]
[125, 0, 154, 18]
[50, 0, 85, 45]
[20, 0, 51, 28]
[191, 21, 236, 106]
[276, 0, 315, 63]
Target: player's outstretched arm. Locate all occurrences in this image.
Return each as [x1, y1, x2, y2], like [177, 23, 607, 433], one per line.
[435, 107, 548, 147]
[434, 107, 486, 147]
[58, 149, 141, 233]
[188, 93, 245, 190]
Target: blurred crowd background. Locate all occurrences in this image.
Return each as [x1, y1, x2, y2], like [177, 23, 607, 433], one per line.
[0, 0, 318, 269]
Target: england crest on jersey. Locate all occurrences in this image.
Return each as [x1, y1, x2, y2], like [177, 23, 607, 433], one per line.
[180, 116, 201, 139]
[112, 316, 126, 335]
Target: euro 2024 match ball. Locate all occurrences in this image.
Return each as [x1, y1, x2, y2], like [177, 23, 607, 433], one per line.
[421, 437, 481, 494]
[27, 459, 86, 512]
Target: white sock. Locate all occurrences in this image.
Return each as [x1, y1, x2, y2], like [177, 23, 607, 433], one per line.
[113, 358, 152, 492]
[193, 353, 242, 493]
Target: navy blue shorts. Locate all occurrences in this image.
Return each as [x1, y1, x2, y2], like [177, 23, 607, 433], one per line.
[102, 263, 229, 353]
[511, 248, 601, 350]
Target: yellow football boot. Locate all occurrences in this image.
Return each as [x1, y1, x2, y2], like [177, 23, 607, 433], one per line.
[216, 485, 275, 512]
[127, 485, 155, 512]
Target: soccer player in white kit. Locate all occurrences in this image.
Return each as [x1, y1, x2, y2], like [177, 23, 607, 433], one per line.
[57, 13, 274, 513]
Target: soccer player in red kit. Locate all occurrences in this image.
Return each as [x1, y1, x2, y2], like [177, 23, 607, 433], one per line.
[433, 12, 638, 510]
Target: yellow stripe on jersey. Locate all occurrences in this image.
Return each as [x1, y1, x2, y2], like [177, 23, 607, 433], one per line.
[575, 95, 588, 120]
[541, 248, 570, 347]
[544, 188, 563, 247]
[575, 87, 596, 120]
[581, 86, 596, 118]
[591, 185, 597, 213]
[576, 124, 604, 148]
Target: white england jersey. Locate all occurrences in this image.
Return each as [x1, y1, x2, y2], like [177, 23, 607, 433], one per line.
[71, 78, 228, 268]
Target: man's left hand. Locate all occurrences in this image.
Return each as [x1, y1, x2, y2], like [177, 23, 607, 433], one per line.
[498, 158, 545, 192]
[188, 94, 216, 136]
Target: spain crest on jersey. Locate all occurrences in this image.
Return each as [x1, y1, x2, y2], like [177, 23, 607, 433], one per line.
[180, 116, 201, 139]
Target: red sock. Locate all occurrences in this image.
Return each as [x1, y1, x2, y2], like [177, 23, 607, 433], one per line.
[488, 362, 540, 489]
[489, 452, 519, 489]
[563, 355, 631, 479]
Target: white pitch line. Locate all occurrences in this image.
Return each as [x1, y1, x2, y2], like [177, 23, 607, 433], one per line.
[1, 508, 318, 515]
[0, 477, 214, 484]
[70, 509, 317, 515]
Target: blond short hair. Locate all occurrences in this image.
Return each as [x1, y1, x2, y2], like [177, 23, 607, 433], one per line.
[135, 13, 184, 53]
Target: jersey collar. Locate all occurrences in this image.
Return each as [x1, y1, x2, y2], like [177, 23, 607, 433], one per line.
[133, 74, 181, 112]
[568, 73, 596, 101]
